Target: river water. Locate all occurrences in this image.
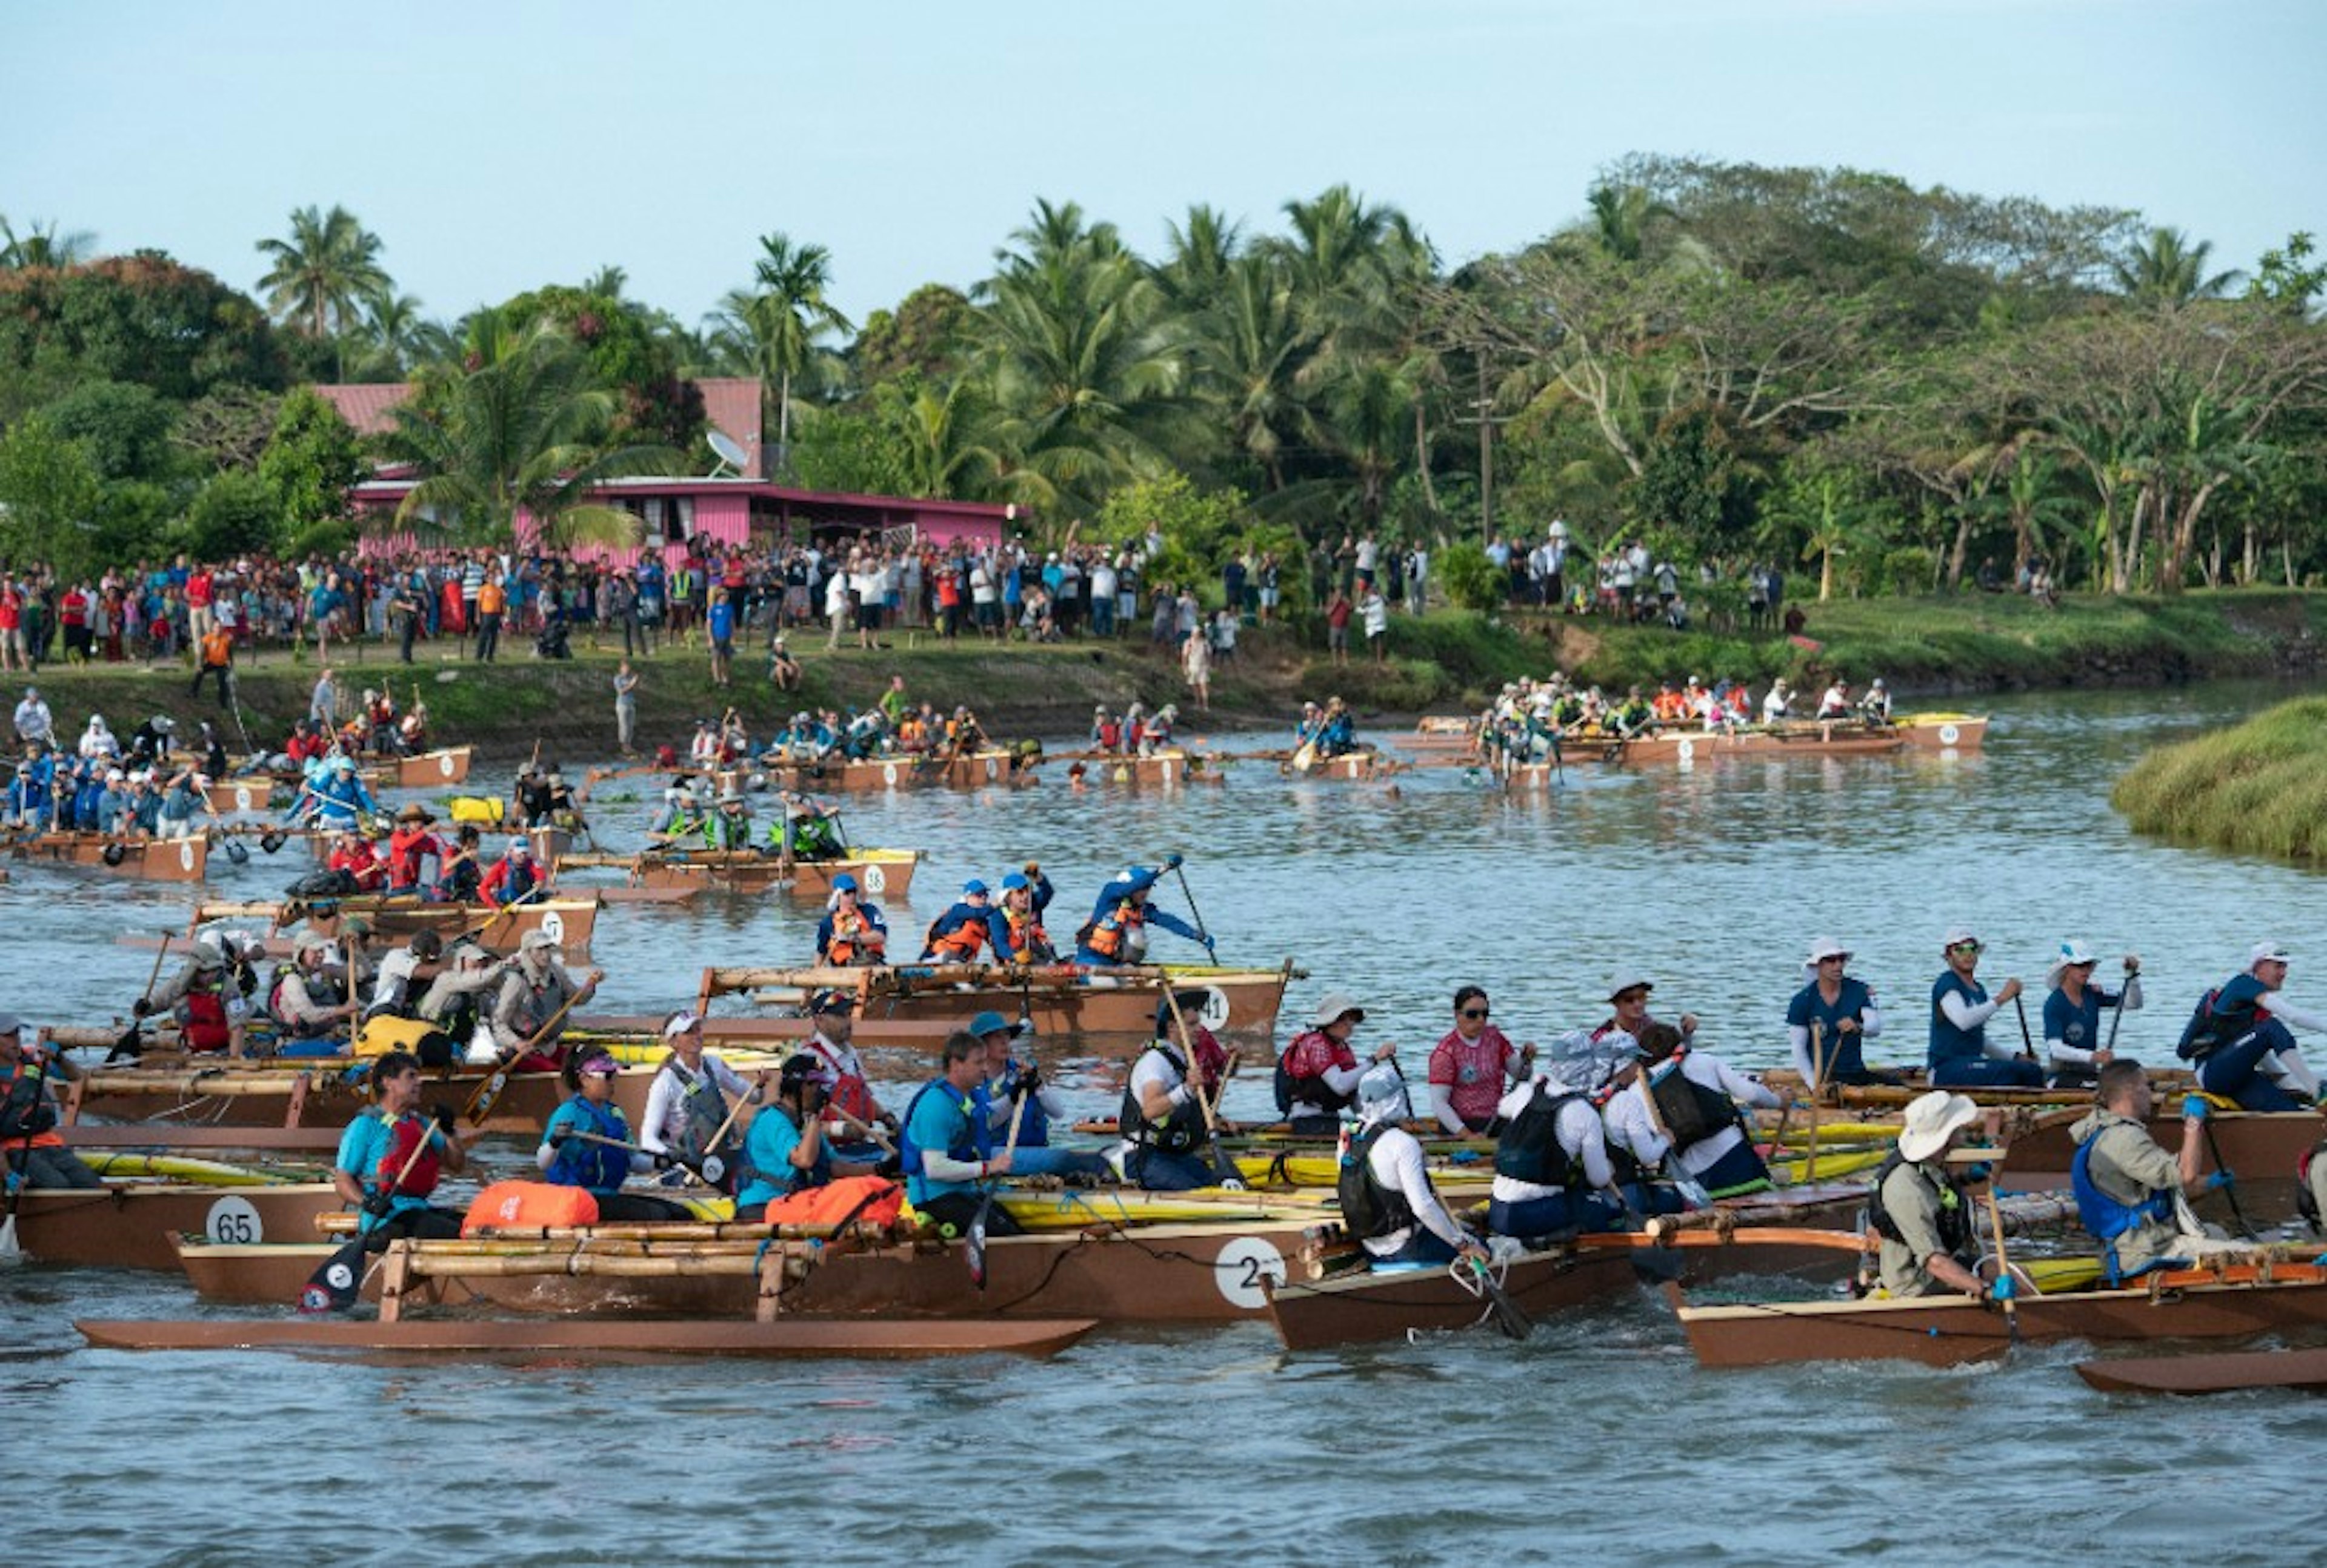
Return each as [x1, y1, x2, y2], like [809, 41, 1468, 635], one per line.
[9, 680, 2327, 1566]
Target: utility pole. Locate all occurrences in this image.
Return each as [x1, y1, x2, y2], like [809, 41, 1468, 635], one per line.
[1454, 357, 1512, 546]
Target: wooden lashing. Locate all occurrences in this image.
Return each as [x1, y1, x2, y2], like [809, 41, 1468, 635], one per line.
[755, 1244, 787, 1323]
[378, 1238, 414, 1324]
[282, 1072, 310, 1128]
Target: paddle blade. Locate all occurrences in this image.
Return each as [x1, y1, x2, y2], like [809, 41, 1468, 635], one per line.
[1625, 1243, 1688, 1286]
[0, 1214, 21, 1267]
[966, 1203, 990, 1291]
[298, 1236, 370, 1314]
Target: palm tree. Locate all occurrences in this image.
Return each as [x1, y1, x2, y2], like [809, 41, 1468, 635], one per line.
[255, 205, 390, 365]
[581, 264, 628, 300]
[1152, 204, 1245, 313]
[874, 375, 1005, 499]
[0, 215, 97, 269]
[2112, 227, 2243, 305]
[1586, 183, 1673, 264]
[377, 309, 679, 550]
[1185, 253, 1308, 490]
[711, 232, 854, 463]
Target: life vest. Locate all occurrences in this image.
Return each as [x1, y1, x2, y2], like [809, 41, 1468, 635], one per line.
[925, 909, 992, 962]
[1494, 1083, 1582, 1186]
[461, 1180, 599, 1235]
[1646, 1049, 1740, 1149]
[663, 1060, 733, 1164]
[805, 1038, 877, 1127]
[1274, 1033, 1357, 1117]
[827, 907, 878, 965]
[182, 969, 232, 1053]
[547, 1097, 631, 1192]
[1120, 1044, 1206, 1154]
[1866, 1151, 1973, 1255]
[1001, 908, 1051, 964]
[1081, 898, 1145, 961]
[0, 1065, 64, 1149]
[763, 1175, 904, 1230]
[267, 965, 338, 1031]
[374, 1112, 443, 1199]
[2177, 977, 2268, 1062]
[2069, 1122, 2177, 1283]
[897, 1080, 979, 1178]
[993, 1063, 1050, 1148]
[1338, 1122, 1419, 1240]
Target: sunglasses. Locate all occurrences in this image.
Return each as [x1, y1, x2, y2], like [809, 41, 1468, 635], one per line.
[1949, 942, 1983, 955]
[1460, 1007, 1490, 1020]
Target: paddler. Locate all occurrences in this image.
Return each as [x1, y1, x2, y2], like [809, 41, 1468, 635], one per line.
[2042, 940, 2142, 1089]
[478, 835, 547, 907]
[995, 866, 1056, 965]
[538, 1051, 689, 1222]
[1927, 928, 2043, 1089]
[2179, 942, 2327, 1111]
[898, 1029, 1026, 1236]
[732, 1054, 888, 1222]
[0, 1014, 99, 1189]
[1867, 1090, 1992, 1300]
[418, 941, 506, 1063]
[1115, 989, 1236, 1192]
[704, 789, 754, 851]
[1603, 1021, 1781, 1203]
[301, 754, 378, 831]
[773, 791, 846, 860]
[364, 929, 442, 1020]
[1073, 857, 1213, 968]
[136, 935, 242, 1054]
[1786, 936, 1896, 1088]
[438, 824, 485, 903]
[969, 1009, 1108, 1180]
[2068, 1059, 2245, 1283]
[326, 827, 387, 893]
[333, 1050, 468, 1245]
[920, 879, 1007, 962]
[1595, 969, 1697, 1051]
[1427, 986, 1534, 1134]
[1340, 1063, 1490, 1269]
[816, 873, 890, 966]
[384, 804, 445, 895]
[1277, 993, 1394, 1134]
[1486, 1032, 1630, 1242]
[638, 1009, 757, 1190]
[796, 988, 894, 1138]
[488, 928, 602, 1073]
[270, 934, 358, 1057]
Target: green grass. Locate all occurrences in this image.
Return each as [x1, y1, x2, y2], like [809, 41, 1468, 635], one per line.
[2112, 696, 2327, 865]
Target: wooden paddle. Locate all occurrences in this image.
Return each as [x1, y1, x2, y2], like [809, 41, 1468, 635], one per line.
[1160, 985, 1242, 1188]
[1804, 1021, 1827, 1185]
[112, 931, 177, 1063]
[299, 1109, 442, 1312]
[464, 982, 590, 1125]
[682, 1071, 767, 1192]
[1982, 1177, 2022, 1346]
[1458, 1253, 1533, 1341]
[967, 1085, 1031, 1290]
[2012, 992, 2036, 1063]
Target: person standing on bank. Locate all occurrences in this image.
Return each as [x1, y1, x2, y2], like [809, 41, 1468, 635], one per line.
[613, 660, 639, 757]
[1928, 928, 2044, 1089]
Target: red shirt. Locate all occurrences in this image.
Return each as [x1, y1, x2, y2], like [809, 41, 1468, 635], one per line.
[1280, 1029, 1357, 1103]
[61, 590, 88, 627]
[0, 591, 19, 631]
[328, 843, 386, 891]
[187, 571, 214, 609]
[1429, 1025, 1517, 1128]
[1325, 597, 1353, 630]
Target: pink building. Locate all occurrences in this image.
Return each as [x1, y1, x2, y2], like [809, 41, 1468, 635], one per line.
[315, 379, 1016, 562]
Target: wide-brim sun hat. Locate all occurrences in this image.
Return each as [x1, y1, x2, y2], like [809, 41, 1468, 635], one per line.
[1605, 971, 1654, 1003]
[1899, 1090, 1980, 1162]
[1308, 993, 1366, 1028]
[2046, 940, 2098, 988]
[966, 1009, 1024, 1040]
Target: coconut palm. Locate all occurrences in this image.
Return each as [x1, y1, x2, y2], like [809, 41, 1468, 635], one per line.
[255, 204, 390, 341]
[0, 215, 97, 269]
[1152, 204, 1245, 314]
[2112, 227, 2243, 305]
[709, 233, 854, 462]
[1185, 253, 1308, 490]
[378, 308, 679, 550]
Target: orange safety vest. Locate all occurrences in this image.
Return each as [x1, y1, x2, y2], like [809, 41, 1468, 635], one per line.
[926, 915, 991, 962]
[1002, 908, 1050, 962]
[761, 1174, 904, 1230]
[828, 908, 881, 965]
[200, 628, 233, 668]
[1085, 899, 1144, 960]
[0, 1065, 64, 1149]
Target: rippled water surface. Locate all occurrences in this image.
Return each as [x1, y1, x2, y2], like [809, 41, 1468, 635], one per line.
[9, 680, 2327, 1565]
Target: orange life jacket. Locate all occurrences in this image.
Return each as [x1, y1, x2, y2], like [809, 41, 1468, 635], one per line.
[1085, 899, 1144, 960]
[1002, 908, 1050, 962]
[761, 1174, 904, 1230]
[926, 915, 991, 961]
[375, 1113, 443, 1198]
[827, 907, 882, 965]
[460, 1180, 599, 1235]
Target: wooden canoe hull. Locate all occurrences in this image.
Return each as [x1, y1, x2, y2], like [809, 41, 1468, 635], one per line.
[1898, 714, 1988, 752]
[1055, 750, 1220, 787]
[21, 833, 208, 882]
[70, 1061, 653, 1137]
[631, 849, 921, 900]
[391, 747, 473, 788]
[2076, 1347, 2327, 1395]
[204, 779, 282, 815]
[850, 969, 1288, 1040]
[73, 1315, 1097, 1360]
[1615, 728, 1908, 766]
[1673, 1263, 2327, 1369]
[1287, 751, 1401, 782]
[8, 1183, 342, 1271]
[2000, 1108, 2323, 1224]
[303, 896, 598, 956]
[761, 751, 1030, 792]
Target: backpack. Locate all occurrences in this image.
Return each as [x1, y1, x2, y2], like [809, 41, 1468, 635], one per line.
[1274, 1037, 1355, 1117]
[1336, 1123, 1417, 1240]
[2176, 985, 2261, 1062]
[286, 868, 359, 901]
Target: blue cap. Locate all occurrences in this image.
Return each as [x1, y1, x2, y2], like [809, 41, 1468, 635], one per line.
[966, 1009, 1022, 1039]
[962, 879, 988, 896]
[831, 873, 859, 892]
[1001, 872, 1030, 891]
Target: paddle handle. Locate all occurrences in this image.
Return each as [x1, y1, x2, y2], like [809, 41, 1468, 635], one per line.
[1982, 1180, 2020, 1329]
[2013, 993, 2036, 1062]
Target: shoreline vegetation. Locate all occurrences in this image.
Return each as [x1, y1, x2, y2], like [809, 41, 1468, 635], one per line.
[16, 587, 2323, 759]
[2113, 694, 2327, 866]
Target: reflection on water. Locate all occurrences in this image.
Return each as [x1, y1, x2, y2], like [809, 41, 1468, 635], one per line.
[10, 679, 2327, 1565]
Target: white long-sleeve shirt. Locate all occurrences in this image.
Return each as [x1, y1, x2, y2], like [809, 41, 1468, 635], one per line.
[1937, 987, 2024, 1062]
[1788, 1006, 1883, 1081]
[1360, 1123, 1466, 1258]
[1488, 1077, 1617, 1203]
[639, 1053, 753, 1155]
[1606, 1052, 1782, 1180]
[2043, 979, 2143, 1071]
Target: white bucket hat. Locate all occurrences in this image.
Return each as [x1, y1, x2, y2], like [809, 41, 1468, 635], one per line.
[2045, 940, 2098, 988]
[1604, 971, 1654, 1004]
[1898, 1090, 1980, 1162]
[1308, 993, 1366, 1029]
[2251, 941, 2292, 968]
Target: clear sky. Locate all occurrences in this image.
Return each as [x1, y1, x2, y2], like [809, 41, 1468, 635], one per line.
[4, 0, 2320, 331]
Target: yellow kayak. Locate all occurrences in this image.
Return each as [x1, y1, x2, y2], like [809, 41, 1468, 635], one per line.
[80, 1152, 312, 1188]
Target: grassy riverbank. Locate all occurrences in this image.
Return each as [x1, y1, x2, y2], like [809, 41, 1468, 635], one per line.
[2112, 696, 2327, 865]
[11, 588, 2322, 759]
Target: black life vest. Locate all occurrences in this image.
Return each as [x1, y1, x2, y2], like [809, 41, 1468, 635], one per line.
[1338, 1122, 1419, 1240]
[1647, 1049, 1742, 1149]
[1274, 1033, 1355, 1117]
[2177, 978, 2266, 1062]
[1494, 1083, 1582, 1186]
[1866, 1151, 1973, 1255]
[665, 1060, 734, 1164]
[1119, 1044, 1205, 1154]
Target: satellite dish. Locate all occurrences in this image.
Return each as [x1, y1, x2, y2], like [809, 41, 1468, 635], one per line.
[706, 428, 748, 477]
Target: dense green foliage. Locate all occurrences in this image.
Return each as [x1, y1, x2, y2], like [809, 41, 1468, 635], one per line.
[2113, 696, 2327, 864]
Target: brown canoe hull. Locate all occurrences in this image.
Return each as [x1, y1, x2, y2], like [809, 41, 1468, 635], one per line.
[2076, 1347, 2327, 1395]
[205, 780, 282, 815]
[2001, 1108, 2323, 1224]
[22, 834, 208, 882]
[72, 1063, 651, 1137]
[631, 851, 920, 901]
[391, 747, 473, 788]
[761, 752, 1030, 792]
[10, 1183, 343, 1271]
[73, 1315, 1096, 1359]
[851, 972, 1287, 1040]
[303, 897, 598, 957]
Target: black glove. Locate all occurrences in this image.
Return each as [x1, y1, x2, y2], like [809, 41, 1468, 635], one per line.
[1019, 1065, 1042, 1095]
[549, 1126, 576, 1147]
[431, 1103, 459, 1135]
[131, 998, 153, 1019]
[652, 1150, 677, 1171]
[361, 1191, 394, 1220]
[875, 1152, 903, 1180]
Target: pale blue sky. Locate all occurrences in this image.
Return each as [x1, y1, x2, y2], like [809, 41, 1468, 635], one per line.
[4, 1, 2320, 330]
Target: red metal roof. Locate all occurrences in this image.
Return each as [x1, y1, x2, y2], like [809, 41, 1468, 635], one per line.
[314, 382, 413, 437]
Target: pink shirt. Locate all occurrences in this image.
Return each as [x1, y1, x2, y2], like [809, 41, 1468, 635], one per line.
[1429, 1026, 1516, 1127]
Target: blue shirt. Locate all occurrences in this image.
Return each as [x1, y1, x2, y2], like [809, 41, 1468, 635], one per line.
[901, 1077, 980, 1206]
[735, 1106, 822, 1209]
[2044, 984, 2125, 1061]
[1928, 971, 1989, 1068]
[541, 1097, 634, 1195]
[1785, 976, 1876, 1080]
[708, 600, 736, 645]
[335, 1110, 447, 1231]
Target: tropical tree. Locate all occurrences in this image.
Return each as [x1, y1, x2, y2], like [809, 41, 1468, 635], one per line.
[1183, 252, 1307, 490]
[255, 205, 390, 374]
[709, 232, 853, 462]
[377, 309, 678, 549]
[0, 214, 97, 269]
[2112, 227, 2243, 305]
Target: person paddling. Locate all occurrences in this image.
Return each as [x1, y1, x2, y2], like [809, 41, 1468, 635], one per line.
[816, 874, 890, 966]
[1785, 937, 1895, 1087]
[1277, 993, 1394, 1134]
[1605, 1021, 1782, 1202]
[1114, 991, 1235, 1191]
[332, 1050, 468, 1247]
[2180, 942, 2327, 1110]
[1072, 858, 1213, 967]
[1, 1015, 99, 1190]
[898, 1030, 1025, 1237]
[488, 929, 601, 1074]
[1486, 1032, 1630, 1243]
[1928, 928, 2043, 1089]
[733, 1054, 890, 1223]
[2068, 1059, 2244, 1283]
[537, 1052, 688, 1222]
[1427, 985, 1533, 1134]
[1868, 1091, 1994, 1300]
[1341, 1064, 1489, 1271]
[969, 1010, 1108, 1180]
[639, 1009, 755, 1189]
[2042, 940, 2142, 1089]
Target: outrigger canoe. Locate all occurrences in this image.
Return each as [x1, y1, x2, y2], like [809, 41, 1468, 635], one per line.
[696, 960, 1295, 1040]
[75, 1316, 1097, 1360]
[1053, 749, 1222, 788]
[1997, 1105, 2323, 1223]
[1669, 1255, 2327, 1369]
[16, 832, 208, 882]
[558, 846, 922, 900]
[190, 895, 599, 956]
[4, 1180, 342, 1270]
[759, 749, 1033, 793]
[215, 746, 475, 797]
[2076, 1346, 2327, 1396]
